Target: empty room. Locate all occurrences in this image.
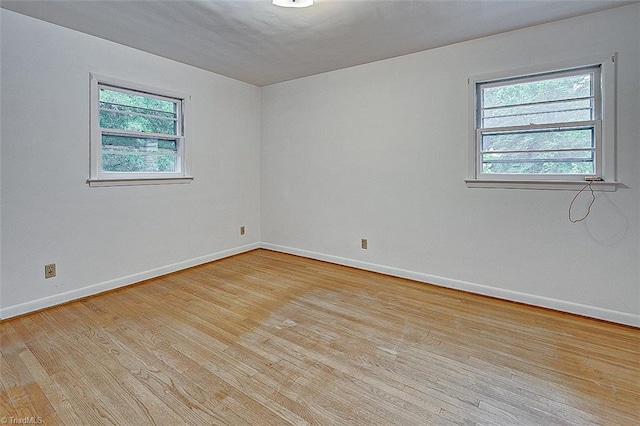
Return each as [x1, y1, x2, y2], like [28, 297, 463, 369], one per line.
[1, 0, 638, 424]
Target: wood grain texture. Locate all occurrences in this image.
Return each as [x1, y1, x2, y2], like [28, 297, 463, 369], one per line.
[1, 249, 638, 425]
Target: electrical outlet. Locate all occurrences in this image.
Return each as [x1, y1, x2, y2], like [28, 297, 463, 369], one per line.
[361, 239, 368, 249]
[45, 263, 56, 279]
[240, 226, 245, 236]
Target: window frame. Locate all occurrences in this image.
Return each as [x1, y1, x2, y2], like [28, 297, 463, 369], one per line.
[466, 54, 618, 191]
[88, 73, 193, 187]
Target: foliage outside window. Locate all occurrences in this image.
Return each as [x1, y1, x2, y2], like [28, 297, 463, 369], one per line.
[467, 55, 616, 190]
[89, 74, 192, 186]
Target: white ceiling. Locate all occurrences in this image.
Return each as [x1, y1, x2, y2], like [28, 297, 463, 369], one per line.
[1, 0, 635, 86]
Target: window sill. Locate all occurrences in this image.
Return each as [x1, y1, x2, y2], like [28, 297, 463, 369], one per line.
[464, 179, 620, 191]
[87, 177, 194, 187]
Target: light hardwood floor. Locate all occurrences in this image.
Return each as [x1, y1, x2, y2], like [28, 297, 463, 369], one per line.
[1, 249, 638, 425]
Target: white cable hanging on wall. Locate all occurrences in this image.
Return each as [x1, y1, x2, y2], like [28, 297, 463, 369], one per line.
[568, 178, 602, 223]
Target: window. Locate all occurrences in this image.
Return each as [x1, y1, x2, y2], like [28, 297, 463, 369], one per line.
[467, 55, 617, 190]
[89, 74, 192, 186]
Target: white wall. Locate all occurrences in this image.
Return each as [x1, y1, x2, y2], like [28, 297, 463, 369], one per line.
[261, 5, 640, 326]
[0, 10, 261, 318]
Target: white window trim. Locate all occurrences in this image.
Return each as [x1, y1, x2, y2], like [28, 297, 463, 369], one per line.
[466, 54, 618, 191]
[88, 73, 194, 187]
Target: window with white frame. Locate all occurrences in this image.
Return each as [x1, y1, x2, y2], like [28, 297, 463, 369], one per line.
[467, 55, 617, 190]
[89, 74, 192, 186]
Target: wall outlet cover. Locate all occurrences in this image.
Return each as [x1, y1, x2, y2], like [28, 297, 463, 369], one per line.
[45, 263, 56, 279]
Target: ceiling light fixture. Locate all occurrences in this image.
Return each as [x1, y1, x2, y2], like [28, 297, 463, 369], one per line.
[272, 0, 313, 8]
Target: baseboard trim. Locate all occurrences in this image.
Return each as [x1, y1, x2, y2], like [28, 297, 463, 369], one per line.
[261, 243, 639, 327]
[3, 242, 637, 327]
[0, 243, 261, 320]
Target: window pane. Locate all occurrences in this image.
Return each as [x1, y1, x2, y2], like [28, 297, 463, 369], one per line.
[99, 100, 176, 118]
[102, 134, 178, 172]
[102, 135, 177, 153]
[100, 109, 176, 134]
[100, 88, 175, 114]
[482, 159, 594, 175]
[99, 87, 178, 135]
[482, 128, 593, 152]
[102, 154, 177, 172]
[482, 98, 593, 127]
[482, 72, 593, 109]
[481, 127, 595, 175]
[483, 150, 593, 162]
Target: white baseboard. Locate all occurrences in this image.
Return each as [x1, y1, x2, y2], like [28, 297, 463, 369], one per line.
[0, 243, 260, 320]
[3, 241, 637, 327]
[261, 243, 639, 327]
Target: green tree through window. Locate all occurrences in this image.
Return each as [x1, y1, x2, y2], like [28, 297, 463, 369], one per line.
[99, 87, 180, 173]
[478, 69, 597, 175]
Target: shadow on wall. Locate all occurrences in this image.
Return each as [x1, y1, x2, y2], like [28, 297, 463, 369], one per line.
[581, 192, 630, 246]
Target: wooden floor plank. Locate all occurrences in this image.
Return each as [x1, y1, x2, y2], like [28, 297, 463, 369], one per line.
[1, 249, 638, 424]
